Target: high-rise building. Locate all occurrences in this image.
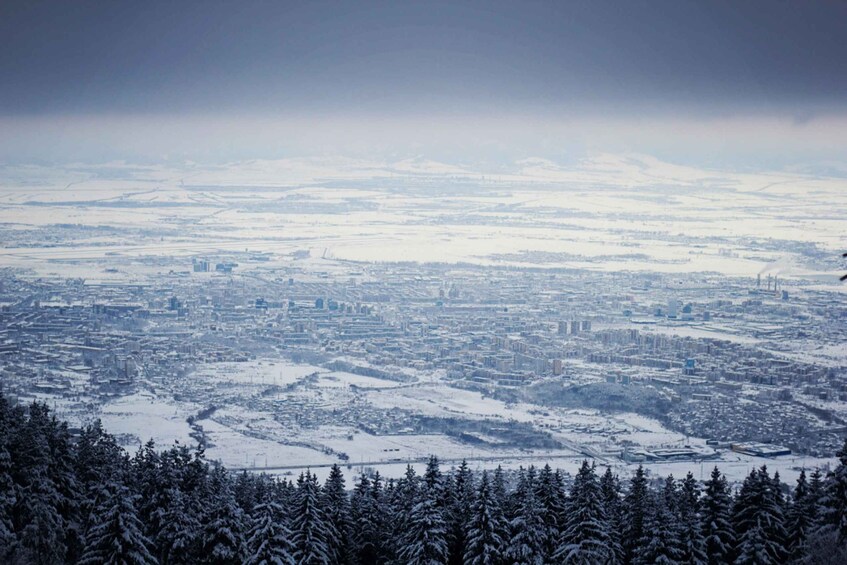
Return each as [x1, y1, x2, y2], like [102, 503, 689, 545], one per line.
[668, 299, 679, 318]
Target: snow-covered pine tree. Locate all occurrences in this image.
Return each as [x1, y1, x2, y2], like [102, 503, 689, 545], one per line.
[807, 467, 824, 516]
[155, 487, 201, 565]
[732, 466, 787, 564]
[350, 473, 379, 565]
[13, 471, 67, 565]
[662, 474, 678, 515]
[701, 466, 735, 565]
[599, 466, 625, 564]
[509, 467, 530, 518]
[244, 501, 296, 565]
[555, 460, 615, 565]
[11, 404, 70, 565]
[391, 464, 422, 555]
[43, 411, 83, 561]
[424, 456, 445, 501]
[622, 465, 649, 563]
[505, 468, 546, 565]
[535, 464, 567, 560]
[397, 490, 448, 565]
[133, 439, 163, 530]
[817, 438, 847, 542]
[634, 492, 684, 565]
[464, 470, 507, 565]
[735, 517, 772, 565]
[74, 419, 125, 503]
[322, 464, 353, 565]
[677, 472, 707, 565]
[785, 469, 812, 560]
[252, 473, 275, 507]
[78, 480, 158, 565]
[0, 398, 16, 559]
[234, 470, 260, 515]
[375, 472, 395, 563]
[291, 471, 333, 565]
[757, 467, 788, 563]
[200, 466, 247, 564]
[448, 460, 475, 565]
[492, 466, 507, 511]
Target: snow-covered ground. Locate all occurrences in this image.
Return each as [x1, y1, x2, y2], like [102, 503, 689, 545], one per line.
[4, 154, 842, 485]
[2, 154, 844, 280]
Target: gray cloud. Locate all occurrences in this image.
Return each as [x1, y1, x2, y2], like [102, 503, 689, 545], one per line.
[1, 0, 846, 117]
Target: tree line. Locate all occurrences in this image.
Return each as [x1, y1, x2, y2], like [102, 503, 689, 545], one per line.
[2, 394, 847, 564]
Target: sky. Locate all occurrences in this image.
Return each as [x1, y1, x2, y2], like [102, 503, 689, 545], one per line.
[1, 0, 846, 167]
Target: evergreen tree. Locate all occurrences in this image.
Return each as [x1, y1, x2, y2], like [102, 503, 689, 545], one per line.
[322, 464, 353, 565]
[464, 470, 507, 565]
[14, 475, 67, 565]
[634, 493, 683, 565]
[505, 468, 546, 565]
[424, 456, 446, 501]
[701, 466, 735, 565]
[818, 438, 847, 542]
[555, 460, 616, 564]
[600, 466, 625, 564]
[244, 501, 296, 565]
[291, 471, 333, 565]
[677, 472, 707, 565]
[735, 516, 769, 565]
[368, 473, 393, 563]
[133, 439, 163, 528]
[0, 393, 18, 560]
[350, 473, 386, 565]
[234, 471, 260, 515]
[200, 466, 247, 564]
[43, 412, 83, 561]
[786, 469, 813, 560]
[492, 466, 507, 511]
[662, 474, 679, 515]
[622, 465, 649, 564]
[155, 487, 201, 565]
[732, 467, 787, 564]
[9, 402, 74, 565]
[535, 464, 567, 560]
[807, 467, 824, 517]
[398, 493, 448, 565]
[78, 481, 157, 565]
[392, 464, 422, 556]
[448, 460, 475, 565]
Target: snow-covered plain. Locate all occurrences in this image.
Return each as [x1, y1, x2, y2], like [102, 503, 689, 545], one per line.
[1, 154, 844, 280]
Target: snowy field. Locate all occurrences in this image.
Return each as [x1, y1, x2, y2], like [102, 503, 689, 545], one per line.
[96, 392, 198, 448]
[1, 154, 844, 281]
